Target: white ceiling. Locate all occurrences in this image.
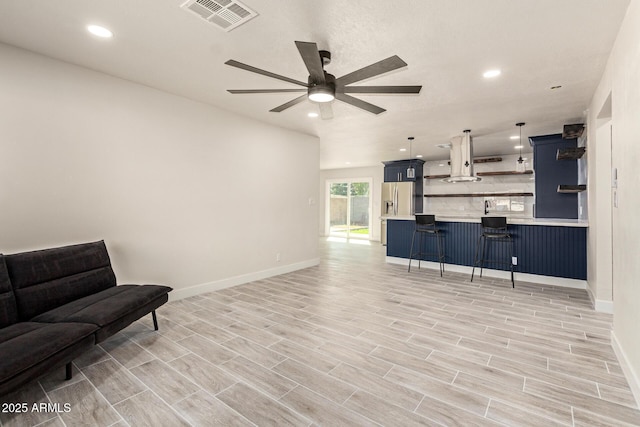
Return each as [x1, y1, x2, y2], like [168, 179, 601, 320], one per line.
[0, 0, 630, 169]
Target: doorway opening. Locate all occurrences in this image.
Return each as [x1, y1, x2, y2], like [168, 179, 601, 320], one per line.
[326, 179, 372, 240]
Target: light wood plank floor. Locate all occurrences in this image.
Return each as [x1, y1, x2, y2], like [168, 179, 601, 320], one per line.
[2, 239, 640, 426]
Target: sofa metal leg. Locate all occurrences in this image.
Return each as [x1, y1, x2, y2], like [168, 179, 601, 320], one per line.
[65, 362, 73, 380]
[152, 310, 159, 331]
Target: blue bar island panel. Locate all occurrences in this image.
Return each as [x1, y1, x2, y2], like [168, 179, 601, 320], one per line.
[387, 219, 586, 280]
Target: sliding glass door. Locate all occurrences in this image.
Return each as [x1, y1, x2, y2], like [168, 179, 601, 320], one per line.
[327, 179, 371, 239]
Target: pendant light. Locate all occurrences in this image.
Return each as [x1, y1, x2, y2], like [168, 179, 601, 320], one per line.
[406, 137, 416, 179]
[516, 122, 526, 172]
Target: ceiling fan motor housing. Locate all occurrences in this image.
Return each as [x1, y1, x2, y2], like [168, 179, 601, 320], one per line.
[319, 50, 331, 66]
[308, 73, 336, 102]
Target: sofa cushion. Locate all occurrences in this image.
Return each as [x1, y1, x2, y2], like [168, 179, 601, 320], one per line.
[0, 322, 97, 385]
[31, 284, 172, 342]
[5, 241, 116, 320]
[0, 256, 19, 328]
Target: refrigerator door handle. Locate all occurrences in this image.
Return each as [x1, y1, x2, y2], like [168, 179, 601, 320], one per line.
[393, 185, 398, 216]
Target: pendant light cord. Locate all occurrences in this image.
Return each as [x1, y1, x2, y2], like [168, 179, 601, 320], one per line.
[407, 136, 415, 178]
[516, 122, 525, 164]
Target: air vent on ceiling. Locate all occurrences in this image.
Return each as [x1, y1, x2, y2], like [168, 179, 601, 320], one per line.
[181, 0, 257, 32]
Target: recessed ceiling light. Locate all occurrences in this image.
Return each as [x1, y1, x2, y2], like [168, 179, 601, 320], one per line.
[510, 135, 519, 140]
[438, 163, 445, 167]
[307, 112, 319, 118]
[400, 148, 407, 152]
[87, 25, 113, 38]
[436, 143, 451, 149]
[345, 161, 351, 165]
[514, 145, 524, 149]
[483, 69, 501, 78]
[416, 154, 423, 158]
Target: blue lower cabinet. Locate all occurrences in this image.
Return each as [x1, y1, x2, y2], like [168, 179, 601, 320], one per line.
[387, 220, 586, 280]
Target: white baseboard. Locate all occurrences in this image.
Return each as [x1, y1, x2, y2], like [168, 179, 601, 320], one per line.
[593, 299, 614, 314]
[169, 258, 320, 301]
[586, 286, 614, 313]
[386, 257, 587, 290]
[611, 330, 640, 408]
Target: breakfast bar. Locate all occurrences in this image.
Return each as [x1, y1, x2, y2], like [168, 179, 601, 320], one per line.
[385, 216, 588, 282]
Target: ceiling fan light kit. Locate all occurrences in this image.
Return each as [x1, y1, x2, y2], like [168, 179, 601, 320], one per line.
[226, 41, 422, 118]
[308, 74, 336, 103]
[308, 89, 335, 103]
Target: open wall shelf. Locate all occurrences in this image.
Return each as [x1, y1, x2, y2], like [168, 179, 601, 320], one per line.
[478, 170, 533, 176]
[424, 192, 533, 198]
[557, 185, 586, 193]
[425, 170, 533, 179]
[439, 157, 503, 167]
[556, 147, 585, 160]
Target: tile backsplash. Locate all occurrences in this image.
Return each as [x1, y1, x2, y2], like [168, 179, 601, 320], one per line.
[423, 154, 535, 217]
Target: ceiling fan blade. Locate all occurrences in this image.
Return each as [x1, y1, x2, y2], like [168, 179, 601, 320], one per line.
[342, 85, 422, 94]
[225, 60, 309, 87]
[336, 55, 408, 86]
[335, 93, 386, 115]
[295, 41, 325, 84]
[319, 103, 333, 120]
[228, 89, 307, 94]
[270, 94, 308, 112]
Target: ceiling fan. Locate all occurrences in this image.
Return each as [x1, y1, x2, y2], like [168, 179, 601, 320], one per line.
[225, 41, 422, 119]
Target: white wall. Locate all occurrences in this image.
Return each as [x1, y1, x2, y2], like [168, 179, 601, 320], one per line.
[319, 166, 384, 241]
[0, 43, 320, 299]
[587, 0, 640, 405]
[586, 117, 613, 312]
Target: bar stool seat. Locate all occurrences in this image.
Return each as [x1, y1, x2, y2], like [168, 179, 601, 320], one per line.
[408, 214, 445, 276]
[471, 216, 514, 287]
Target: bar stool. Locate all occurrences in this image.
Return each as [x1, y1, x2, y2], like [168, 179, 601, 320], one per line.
[471, 216, 514, 287]
[408, 214, 445, 276]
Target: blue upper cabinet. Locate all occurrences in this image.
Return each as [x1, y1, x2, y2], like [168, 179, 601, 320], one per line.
[530, 134, 578, 219]
[383, 159, 425, 182]
[383, 163, 406, 182]
[383, 160, 425, 213]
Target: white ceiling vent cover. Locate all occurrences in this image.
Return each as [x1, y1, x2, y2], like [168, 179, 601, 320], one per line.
[181, 0, 257, 32]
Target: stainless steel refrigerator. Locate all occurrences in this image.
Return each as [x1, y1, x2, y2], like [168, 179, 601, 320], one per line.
[381, 181, 415, 245]
[381, 181, 415, 217]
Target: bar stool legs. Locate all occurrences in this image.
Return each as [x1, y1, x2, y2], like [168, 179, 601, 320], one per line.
[470, 234, 484, 282]
[509, 238, 514, 287]
[471, 217, 515, 288]
[408, 229, 418, 272]
[408, 228, 444, 277]
[436, 232, 444, 276]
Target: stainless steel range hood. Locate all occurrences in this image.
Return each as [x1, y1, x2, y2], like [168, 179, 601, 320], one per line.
[442, 130, 481, 183]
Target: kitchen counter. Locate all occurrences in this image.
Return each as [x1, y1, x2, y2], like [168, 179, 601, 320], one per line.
[381, 215, 588, 228]
[385, 215, 587, 281]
